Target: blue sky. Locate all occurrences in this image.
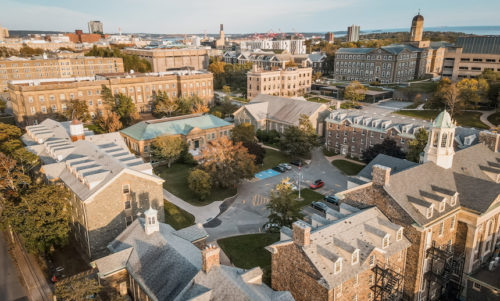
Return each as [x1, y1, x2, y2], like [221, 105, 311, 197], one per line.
[1, 0, 499, 34]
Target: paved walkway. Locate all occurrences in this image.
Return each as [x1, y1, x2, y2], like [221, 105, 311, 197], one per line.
[163, 189, 224, 224]
[325, 154, 366, 165]
[479, 110, 496, 129]
[0, 231, 28, 301]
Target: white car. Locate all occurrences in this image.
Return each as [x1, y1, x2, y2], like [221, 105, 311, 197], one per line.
[279, 163, 292, 170]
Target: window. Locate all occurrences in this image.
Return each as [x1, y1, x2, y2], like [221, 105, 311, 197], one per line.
[439, 200, 445, 212]
[439, 221, 444, 236]
[89, 100, 93, 106]
[368, 292, 373, 300]
[426, 206, 433, 219]
[383, 235, 390, 248]
[41, 106, 47, 113]
[336, 283, 342, 297]
[369, 255, 375, 266]
[472, 282, 481, 291]
[126, 215, 133, 226]
[450, 215, 456, 230]
[352, 250, 359, 264]
[122, 184, 130, 194]
[334, 259, 342, 274]
[124, 198, 131, 209]
[354, 273, 359, 286]
[397, 228, 403, 241]
[352, 295, 357, 301]
[369, 274, 374, 285]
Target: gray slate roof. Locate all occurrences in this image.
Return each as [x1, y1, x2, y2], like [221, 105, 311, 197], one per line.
[357, 154, 418, 181]
[456, 36, 500, 54]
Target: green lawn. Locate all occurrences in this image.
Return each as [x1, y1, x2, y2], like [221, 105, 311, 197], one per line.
[397, 82, 438, 93]
[487, 112, 500, 127]
[294, 188, 324, 207]
[307, 97, 330, 103]
[395, 110, 489, 129]
[155, 163, 236, 206]
[260, 149, 291, 171]
[331, 159, 366, 175]
[217, 233, 280, 285]
[232, 96, 249, 103]
[85, 123, 105, 134]
[164, 200, 195, 230]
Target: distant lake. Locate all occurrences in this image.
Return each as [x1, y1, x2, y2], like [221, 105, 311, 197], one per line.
[333, 26, 500, 37]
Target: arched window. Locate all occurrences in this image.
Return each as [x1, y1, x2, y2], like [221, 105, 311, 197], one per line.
[441, 133, 447, 147]
[433, 132, 438, 147]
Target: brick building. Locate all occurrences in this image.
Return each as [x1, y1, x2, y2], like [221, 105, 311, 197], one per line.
[93, 208, 293, 300]
[122, 48, 210, 72]
[120, 113, 234, 159]
[65, 29, 103, 43]
[324, 110, 492, 159]
[267, 204, 411, 301]
[22, 118, 164, 259]
[9, 70, 214, 125]
[337, 111, 500, 300]
[247, 66, 312, 99]
[0, 55, 124, 92]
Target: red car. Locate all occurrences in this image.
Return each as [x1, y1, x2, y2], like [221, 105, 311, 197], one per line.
[309, 179, 324, 190]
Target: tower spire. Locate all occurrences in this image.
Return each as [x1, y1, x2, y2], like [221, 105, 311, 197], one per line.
[423, 110, 456, 169]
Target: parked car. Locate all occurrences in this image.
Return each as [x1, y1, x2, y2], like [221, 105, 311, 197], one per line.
[278, 163, 292, 170]
[311, 201, 329, 213]
[354, 105, 363, 109]
[290, 159, 305, 167]
[263, 223, 280, 232]
[324, 195, 339, 205]
[309, 179, 325, 189]
[272, 165, 287, 173]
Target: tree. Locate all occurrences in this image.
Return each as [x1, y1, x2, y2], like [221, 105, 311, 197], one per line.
[344, 81, 367, 103]
[192, 103, 209, 114]
[187, 169, 212, 200]
[64, 99, 90, 121]
[242, 141, 266, 165]
[55, 277, 102, 301]
[1, 185, 71, 254]
[96, 111, 122, 133]
[313, 71, 322, 82]
[0, 152, 31, 202]
[362, 138, 406, 163]
[154, 91, 178, 117]
[151, 136, 186, 167]
[436, 81, 461, 117]
[406, 128, 429, 163]
[114, 94, 139, 126]
[266, 178, 303, 228]
[222, 85, 231, 95]
[457, 78, 481, 108]
[232, 123, 255, 144]
[0, 98, 6, 114]
[0, 123, 22, 142]
[279, 116, 319, 158]
[199, 136, 256, 188]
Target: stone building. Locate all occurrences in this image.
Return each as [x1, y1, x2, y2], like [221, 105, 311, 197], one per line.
[442, 36, 500, 81]
[410, 13, 424, 42]
[88, 21, 103, 34]
[9, 70, 214, 125]
[337, 111, 500, 300]
[0, 55, 124, 92]
[309, 52, 329, 75]
[240, 38, 306, 55]
[324, 109, 492, 159]
[0, 24, 9, 41]
[120, 113, 234, 159]
[233, 94, 330, 136]
[122, 48, 210, 72]
[247, 67, 312, 99]
[93, 208, 294, 300]
[22, 118, 164, 259]
[267, 204, 411, 301]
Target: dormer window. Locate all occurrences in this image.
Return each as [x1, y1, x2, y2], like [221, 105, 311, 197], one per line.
[352, 250, 359, 265]
[122, 184, 130, 194]
[334, 258, 342, 274]
[383, 234, 390, 248]
[439, 200, 446, 212]
[396, 228, 403, 241]
[426, 205, 434, 219]
[450, 194, 457, 206]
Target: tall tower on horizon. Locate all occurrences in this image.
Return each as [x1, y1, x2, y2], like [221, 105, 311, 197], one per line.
[410, 12, 424, 42]
[215, 24, 225, 48]
[346, 25, 360, 42]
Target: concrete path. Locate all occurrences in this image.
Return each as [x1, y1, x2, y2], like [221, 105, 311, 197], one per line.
[0, 231, 28, 301]
[479, 110, 496, 129]
[163, 189, 224, 224]
[325, 154, 366, 165]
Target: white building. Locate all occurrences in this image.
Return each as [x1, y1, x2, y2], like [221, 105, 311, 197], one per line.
[240, 39, 306, 55]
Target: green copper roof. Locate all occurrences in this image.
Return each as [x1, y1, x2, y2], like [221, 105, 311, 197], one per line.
[121, 114, 232, 141]
[432, 110, 455, 129]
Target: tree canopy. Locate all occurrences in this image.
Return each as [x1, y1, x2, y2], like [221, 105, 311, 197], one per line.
[85, 45, 151, 72]
[344, 81, 367, 103]
[187, 169, 212, 200]
[64, 99, 90, 121]
[406, 128, 429, 163]
[362, 138, 406, 163]
[279, 115, 319, 158]
[151, 136, 186, 167]
[267, 178, 303, 228]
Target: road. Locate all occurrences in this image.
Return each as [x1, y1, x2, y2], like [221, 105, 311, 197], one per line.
[0, 231, 28, 301]
[204, 148, 348, 241]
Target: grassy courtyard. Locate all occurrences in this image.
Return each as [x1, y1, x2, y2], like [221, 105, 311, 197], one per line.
[217, 233, 280, 285]
[395, 110, 489, 129]
[164, 200, 195, 230]
[155, 163, 236, 206]
[294, 188, 324, 208]
[331, 159, 366, 175]
[487, 112, 500, 127]
[260, 148, 291, 171]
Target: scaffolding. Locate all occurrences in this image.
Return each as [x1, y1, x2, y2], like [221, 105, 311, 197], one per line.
[371, 261, 404, 301]
[424, 241, 464, 300]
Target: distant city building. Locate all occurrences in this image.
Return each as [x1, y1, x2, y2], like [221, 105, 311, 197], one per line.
[93, 209, 293, 300]
[267, 205, 411, 301]
[442, 36, 500, 81]
[410, 13, 424, 42]
[308, 52, 329, 75]
[120, 114, 234, 159]
[325, 32, 334, 43]
[66, 29, 103, 43]
[215, 24, 225, 48]
[223, 50, 305, 70]
[122, 48, 210, 72]
[0, 24, 8, 41]
[246, 66, 312, 99]
[347, 25, 360, 42]
[233, 94, 329, 136]
[9, 70, 214, 125]
[0, 55, 124, 92]
[240, 38, 306, 55]
[88, 20, 104, 34]
[22, 118, 164, 259]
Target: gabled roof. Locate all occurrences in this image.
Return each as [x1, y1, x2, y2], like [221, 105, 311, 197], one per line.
[357, 154, 418, 181]
[120, 114, 232, 141]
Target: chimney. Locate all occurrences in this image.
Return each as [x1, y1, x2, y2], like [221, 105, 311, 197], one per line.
[479, 131, 500, 152]
[69, 119, 85, 142]
[292, 221, 311, 247]
[372, 165, 391, 186]
[202, 245, 220, 273]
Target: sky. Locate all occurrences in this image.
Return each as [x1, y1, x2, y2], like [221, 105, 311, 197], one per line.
[1, 0, 499, 34]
